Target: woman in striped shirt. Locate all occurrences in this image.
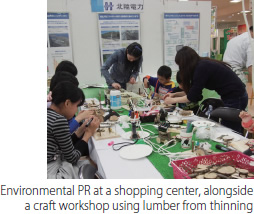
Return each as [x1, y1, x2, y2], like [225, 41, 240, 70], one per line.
[47, 81, 100, 179]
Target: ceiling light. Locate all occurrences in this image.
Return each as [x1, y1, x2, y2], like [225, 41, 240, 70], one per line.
[240, 10, 250, 13]
[230, 0, 241, 3]
[179, 0, 188, 1]
[222, 20, 225, 22]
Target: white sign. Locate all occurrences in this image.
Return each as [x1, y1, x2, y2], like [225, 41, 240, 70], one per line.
[164, 13, 200, 72]
[98, 14, 141, 65]
[91, 0, 144, 12]
[47, 13, 73, 77]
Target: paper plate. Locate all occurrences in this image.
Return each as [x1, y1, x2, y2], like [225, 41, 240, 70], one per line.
[211, 132, 240, 143]
[192, 120, 215, 127]
[121, 131, 150, 140]
[119, 144, 153, 160]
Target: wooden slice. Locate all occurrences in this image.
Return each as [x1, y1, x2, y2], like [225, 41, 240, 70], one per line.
[240, 174, 247, 179]
[196, 174, 205, 179]
[194, 168, 207, 173]
[237, 168, 249, 174]
[222, 136, 234, 142]
[217, 166, 235, 175]
[247, 172, 254, 177]
[109, 115, 119, 121]
[197, 164, 209, 169]
[204, 172, 217, 179]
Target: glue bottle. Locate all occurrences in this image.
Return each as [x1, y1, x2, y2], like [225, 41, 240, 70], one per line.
[110, 90, 121, 110]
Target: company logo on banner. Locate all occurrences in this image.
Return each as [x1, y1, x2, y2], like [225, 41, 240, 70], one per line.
[91, 0, 144, 12]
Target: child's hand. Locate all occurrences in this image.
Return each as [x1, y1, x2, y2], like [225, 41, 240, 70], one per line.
[239, 111, 252, 123]
[75, 110, 94, 123]
[163, 93, 171, 100]
[47, 91, 52, 102]
[82, 116, 100, 142]
[164, 97, 175, 105]
[143, 78, 149, 88]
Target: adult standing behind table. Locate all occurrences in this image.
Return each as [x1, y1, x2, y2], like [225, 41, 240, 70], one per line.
[101, 42, 143, 90]
[164, 46, 248, 134]
[223, 26, 253, 84]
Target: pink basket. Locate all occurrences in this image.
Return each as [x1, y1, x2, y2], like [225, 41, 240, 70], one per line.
[171, 151, 254, 179]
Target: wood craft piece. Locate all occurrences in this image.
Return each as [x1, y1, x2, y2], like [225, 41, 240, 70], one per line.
[189, 162, 254, 179]
[93, 127, 120, 140]
[179, 110, 193, 116]
[204, 172, 217, 179]
[196, 174, 205, 179]
[217, 166, 235, 175]
[229, 139, 250, 152]
[109, 115, 118, 121]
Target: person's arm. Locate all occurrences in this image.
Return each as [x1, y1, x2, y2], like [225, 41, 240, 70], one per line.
[101, 51, 118, 86]
[164, 95, 190, 105]
[130, 56, 143, 80]
[68, 118, 80, 133]
[53, 117, 86, 164]
[173, 91, 186, 97]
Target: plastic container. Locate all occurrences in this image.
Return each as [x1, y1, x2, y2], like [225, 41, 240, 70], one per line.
[180, 129, 193, 149]
[171, 151, 254, 179]
[110, 90, 121, 110]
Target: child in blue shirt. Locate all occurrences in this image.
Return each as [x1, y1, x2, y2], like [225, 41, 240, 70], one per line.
[143, 65, 175, 99]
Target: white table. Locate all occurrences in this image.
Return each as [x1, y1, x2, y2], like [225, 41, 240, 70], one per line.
[89, 125, 163, 179]
[88, 116, 245, 179]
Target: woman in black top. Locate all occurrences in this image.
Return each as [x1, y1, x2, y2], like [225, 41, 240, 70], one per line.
[164, 46, 248, 133]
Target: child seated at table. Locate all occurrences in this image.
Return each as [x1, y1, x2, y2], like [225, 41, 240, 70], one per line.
[143, 65, 175, 99]
[165, 71, 199, 114]
[47, 60, 78, 102]
[48, 71, 93, 133]
[47, 81, 100, 179]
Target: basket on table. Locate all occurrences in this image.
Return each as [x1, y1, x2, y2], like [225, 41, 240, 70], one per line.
[171, 151, 254, 179]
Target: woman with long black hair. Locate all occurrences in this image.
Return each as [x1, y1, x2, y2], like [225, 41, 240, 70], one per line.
[164, 46, 248, 133]
[101, 42, 143, 90]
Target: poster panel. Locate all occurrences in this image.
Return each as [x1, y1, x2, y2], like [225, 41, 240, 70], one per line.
[164, 13, 200, 73]
[98, 14, 140, 65]
[47, 12, 73, 77]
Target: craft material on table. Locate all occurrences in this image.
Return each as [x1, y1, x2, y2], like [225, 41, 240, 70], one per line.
[93, 127, 120, 140]
[210, 132, 240, 143]
[192, 120, 215, 127]
[121, 131, 150, 140]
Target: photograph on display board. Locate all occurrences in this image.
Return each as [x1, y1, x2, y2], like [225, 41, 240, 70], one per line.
[49, 33, 70, 47]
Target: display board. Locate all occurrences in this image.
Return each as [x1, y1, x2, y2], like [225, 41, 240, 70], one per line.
[164, 13, 200, 72]
[47, 12, 73, 76]
[98, 14, 141, 65]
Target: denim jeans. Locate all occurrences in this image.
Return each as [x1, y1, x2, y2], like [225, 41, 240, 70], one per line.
[221, 91, 248, 134]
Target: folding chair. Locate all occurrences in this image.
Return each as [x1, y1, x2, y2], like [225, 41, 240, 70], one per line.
[208, 107, 242, 123]
[196, 98, 225, 121]
[209, 107, 243, 135]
